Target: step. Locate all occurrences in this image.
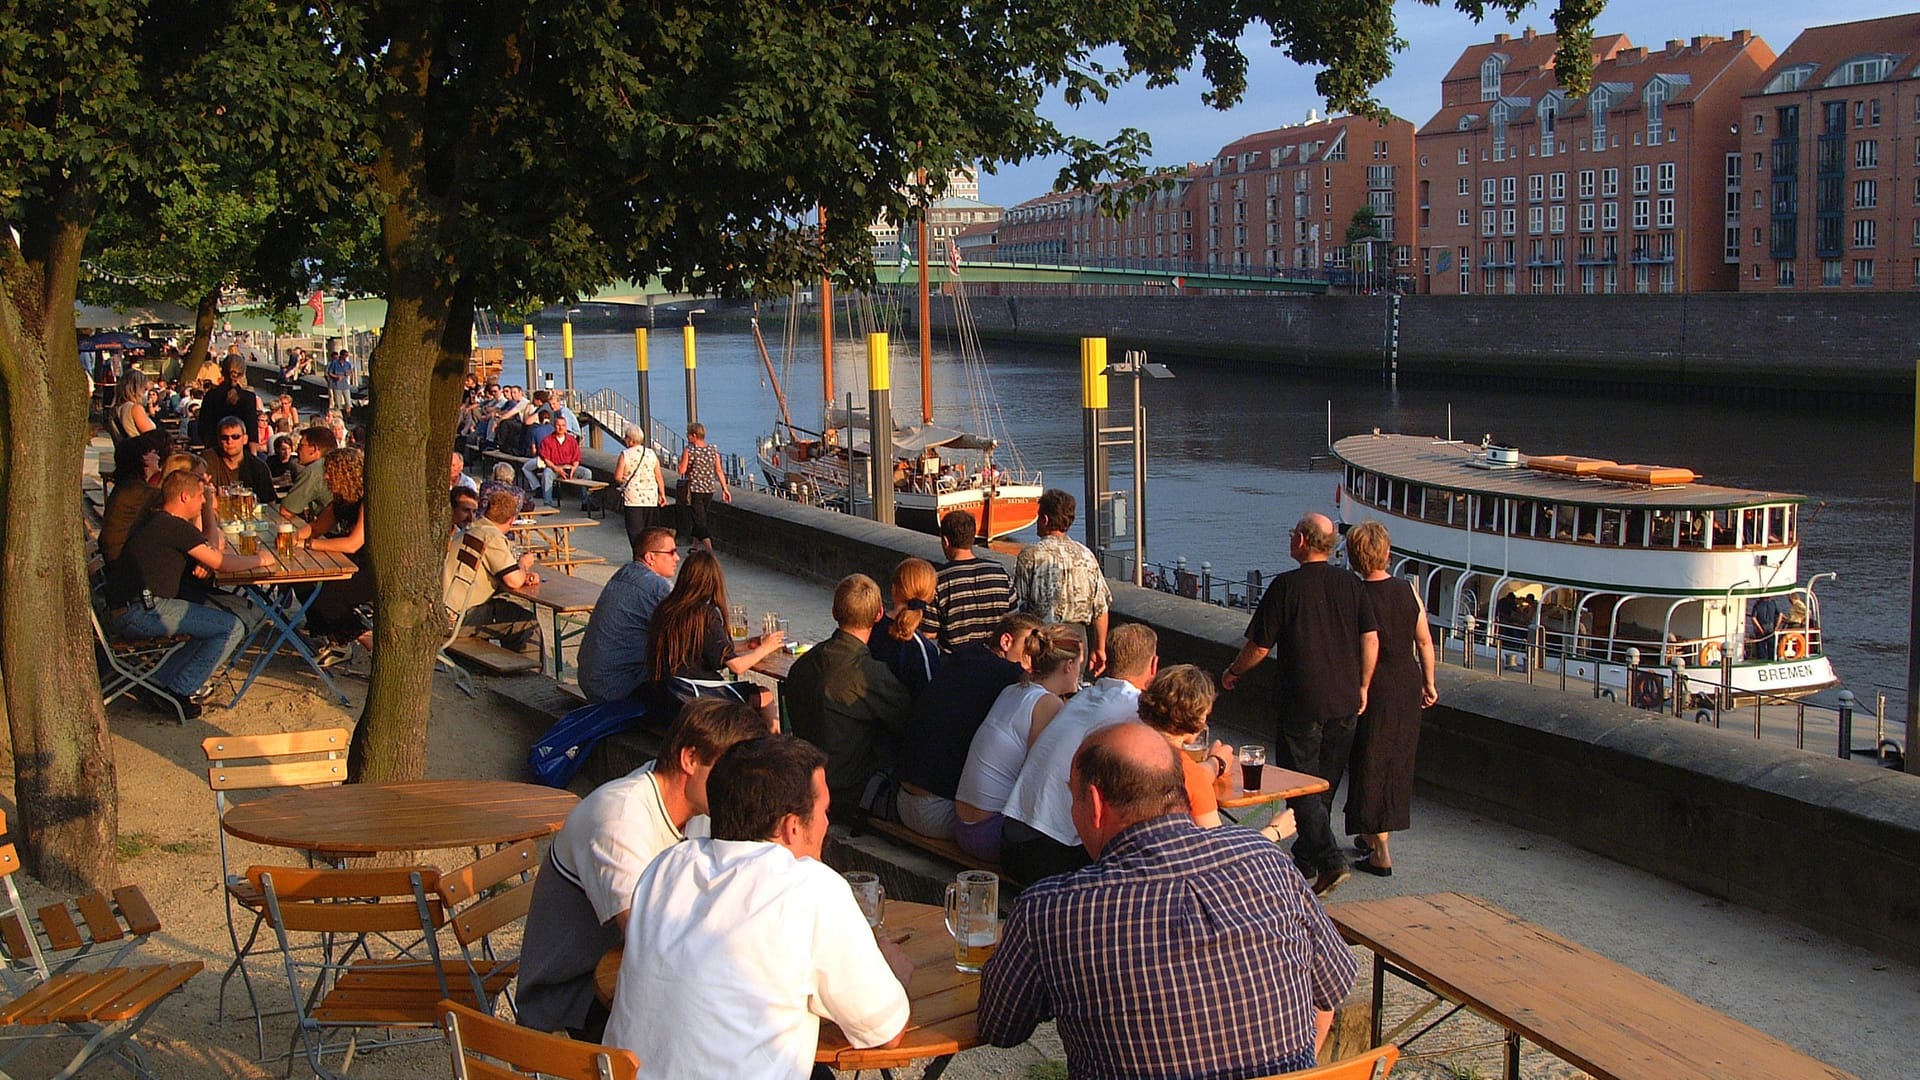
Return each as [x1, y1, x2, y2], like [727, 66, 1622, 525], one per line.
[444, 637, 539, 675]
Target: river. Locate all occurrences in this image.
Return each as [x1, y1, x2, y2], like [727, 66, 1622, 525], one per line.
[483, 325, 1911, 705]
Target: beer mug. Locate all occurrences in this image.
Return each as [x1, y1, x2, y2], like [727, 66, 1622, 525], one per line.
[728, 604, 750, 643]
[237, 525, 258, 556]
[843, 871, 885, 931]
[1180, 725, 1210, 764]
[276, 522, 295, 555]
[221, 521, 243, 551]
[943, 870, 999, 973]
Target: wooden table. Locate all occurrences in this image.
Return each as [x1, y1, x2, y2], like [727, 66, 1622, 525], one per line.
[505, 514, 603, 574]
[1215, 763, 1329, 810]
[215, 539, 360, 707]
[1328, 892, 1855, 1080]
[595, 900, 983, 1076]
[220, 779, 577, 856]
[505, 573, 603, 680]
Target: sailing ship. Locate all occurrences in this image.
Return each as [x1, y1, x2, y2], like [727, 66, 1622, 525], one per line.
[754, 223, 1041, 540]
[1331, 432, 1838, 702]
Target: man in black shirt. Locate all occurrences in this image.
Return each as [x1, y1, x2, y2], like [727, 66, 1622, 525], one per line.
[105, 471, 277, 719]
[202, 416, 277, 507]
[1222, 513, 1377, 895]
[893, 612, 1041, 839]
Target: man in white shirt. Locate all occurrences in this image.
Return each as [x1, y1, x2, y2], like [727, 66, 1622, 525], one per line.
[999, 622, 1159, 884]
[604, 735, 912, 1078]
[516, 700, 770, 1039]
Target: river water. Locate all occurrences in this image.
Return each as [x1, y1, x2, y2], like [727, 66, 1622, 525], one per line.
[484, 326, 1911, 703]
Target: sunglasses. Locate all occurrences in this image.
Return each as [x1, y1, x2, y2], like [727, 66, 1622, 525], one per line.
[220, 434, 248, 441]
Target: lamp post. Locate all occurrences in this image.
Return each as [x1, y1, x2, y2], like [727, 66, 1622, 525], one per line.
[1104, 350, 1174, 586]
[867, 333, 893, 526]
[683, 308, 706, 426]
[521, 323, 536, 389]
[561, 308, 580, 396]
[633, 328, 651, 442]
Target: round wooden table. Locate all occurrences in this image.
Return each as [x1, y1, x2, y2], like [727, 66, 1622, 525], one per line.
[220, 779, 578, 855]
[595, 899, 983, 1070]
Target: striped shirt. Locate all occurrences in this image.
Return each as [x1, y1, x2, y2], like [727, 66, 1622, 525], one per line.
[978, 815, 1358, 1079]
[927, 557, 1016, 651]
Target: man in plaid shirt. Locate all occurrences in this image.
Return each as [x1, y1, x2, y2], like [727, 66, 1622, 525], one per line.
[979, 723, 1357, 1078]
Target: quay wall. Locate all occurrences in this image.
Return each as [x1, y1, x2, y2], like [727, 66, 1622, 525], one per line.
[702, 485, 1920, 963]
[925, 293, 1920, 399]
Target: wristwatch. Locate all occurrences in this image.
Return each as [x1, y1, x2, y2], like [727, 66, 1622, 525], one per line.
[1208, 753, 1228, 778]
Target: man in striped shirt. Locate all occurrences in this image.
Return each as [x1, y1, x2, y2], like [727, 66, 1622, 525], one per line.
[925, 510, 1016, 651]
[979, 723, 1357, 1078]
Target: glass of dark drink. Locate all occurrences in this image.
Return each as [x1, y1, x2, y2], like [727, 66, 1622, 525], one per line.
[1238, 744, 1266, 794]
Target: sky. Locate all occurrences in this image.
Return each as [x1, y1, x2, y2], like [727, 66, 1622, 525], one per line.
[973, 0, 1918, 207]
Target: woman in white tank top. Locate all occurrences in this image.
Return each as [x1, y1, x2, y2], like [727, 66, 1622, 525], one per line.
[952, 626, 1084, 862]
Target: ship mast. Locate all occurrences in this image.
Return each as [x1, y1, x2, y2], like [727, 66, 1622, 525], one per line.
[818, 204, 833, 408]
[917, 175, 933, 424]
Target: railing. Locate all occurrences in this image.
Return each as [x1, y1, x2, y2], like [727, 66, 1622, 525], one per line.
[573, 387, 685, 464]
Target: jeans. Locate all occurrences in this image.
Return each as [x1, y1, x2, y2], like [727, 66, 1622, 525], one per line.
[1274, 711, 1358, 877]
[112, 597, 246, 697]
[523, 462, 593, 505]
[328, 383, 351, 414]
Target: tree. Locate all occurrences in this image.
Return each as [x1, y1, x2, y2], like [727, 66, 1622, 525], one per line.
[1345, 207, 1381, 245]
[322, 0, 1604, 784]
[0, 0, 354, 887]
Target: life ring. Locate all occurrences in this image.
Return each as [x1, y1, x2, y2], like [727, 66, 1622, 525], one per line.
[1698, 641, 1722, 667]
[1778, 631, 1808, 661]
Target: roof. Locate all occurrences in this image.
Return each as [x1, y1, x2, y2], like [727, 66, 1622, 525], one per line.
[1333, 434, 1803, 509]
[927, 195, 1001, 212]
[1743, 13, 1920, 98]
[1440, 28, 1574, 84]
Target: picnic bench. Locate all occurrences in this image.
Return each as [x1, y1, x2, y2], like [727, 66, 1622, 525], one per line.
[505, 572, 603, 681]
[1327, 891, 1855, 1080]
[444, 636, 541, 675]
[554, 475, 611, 518]
[505, 514, 605, 575]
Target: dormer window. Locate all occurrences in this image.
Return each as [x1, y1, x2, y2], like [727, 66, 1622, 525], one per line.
[1480, 54, 1508, 101]
[1825, 54, 1894, 87]
[1490, 100, 1509, 159]
[1538, 93, 1561, 156]
[1645, 79, 1669, 142]
[1590, 85, 1612, 145]
[1766, 63, 1817, 94]
[1457, 114, 1477, 132]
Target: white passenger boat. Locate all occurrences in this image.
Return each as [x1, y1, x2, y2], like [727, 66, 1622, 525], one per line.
[1331, 432, 1836, 702]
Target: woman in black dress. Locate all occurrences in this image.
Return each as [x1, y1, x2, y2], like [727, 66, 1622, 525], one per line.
[294, 448, 372, 663]
[644, 550, 785, 729]
[1344, 521, 1438, 876]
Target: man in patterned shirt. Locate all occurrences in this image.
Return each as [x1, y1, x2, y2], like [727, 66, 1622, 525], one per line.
[926, 510, 1016, 651]
[979, 722, 1357, 1078]
[1012, 489, 1112, 676]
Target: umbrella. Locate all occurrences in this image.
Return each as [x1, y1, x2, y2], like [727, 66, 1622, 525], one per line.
[78, 331, 152, 351]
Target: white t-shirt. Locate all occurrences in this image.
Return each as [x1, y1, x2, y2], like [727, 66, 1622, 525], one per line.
[617, 445, 661, 508]
[604, 839, 910, 1079]
[955, 682, 1052, 814]
[1000, 678, 1141, 845]
[549, 762, 707, 924]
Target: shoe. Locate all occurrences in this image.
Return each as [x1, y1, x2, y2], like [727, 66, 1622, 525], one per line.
[144, 686, 203, 721]
[315, 643, 351, 668]
[1352, 835, 1372, 855]
[1312, 864, 1352, 897]
[1353, 856, 1394, 877]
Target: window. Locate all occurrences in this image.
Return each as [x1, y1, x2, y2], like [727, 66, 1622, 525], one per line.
[1549, 205, 1566, 234]
[1601, 168, 1619, 198]
[1459, 246, 1471, 292]
[1754, 114, 1765, 134]
[1855, 259, 1876, 285]
[1501, 208, 1516, 235]
[1458, 178, 1471, 197]
[1601, 202, 1618, 231]
[1632, 198, 1650, 230]
[1500, 177, 1516, 204]
[1539, 95, 1559, 155]
[1527, 174, 1544, 202]
[1777, 261, 1795, 286]
[1578, 170, 1595, 199]
[1857, 141, 1879, 168]
[1528, 207, 1543, 234]
[1549, 172, 1566, 201]
[1823, 259, 1843, 286]
[1826, 55, 1894, 87]
[1645, 79, 1668, 141]
[1578, 203, 1595, 231]
[1656, 198, 1674, 228]
[1459, 208, 1472, 227]
[1482, 178, 1497, 206]
[1457, 147, 1470, 165]
[1854, 219, 1877, 248]
[1856, 180, 1878, 208]
[1657, 163, 1676, 193]
[1632, 164, 1651, 195]
[1482, 210, 1496, 237]
[1490, 101, 1509, 158]
[1590, 85, 1611, 144]
[1766, 63, 1817, 94]
[1481, 53, 1506, 101]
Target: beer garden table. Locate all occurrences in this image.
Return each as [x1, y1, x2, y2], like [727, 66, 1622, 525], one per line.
[215, 538, 359, 708]
[219, 779, 577, 857]
[503, 572, 603, 680]
[594, 899, 983, 1077]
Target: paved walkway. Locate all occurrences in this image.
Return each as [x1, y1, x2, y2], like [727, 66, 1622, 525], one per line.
[543, 508, 1916, 1077]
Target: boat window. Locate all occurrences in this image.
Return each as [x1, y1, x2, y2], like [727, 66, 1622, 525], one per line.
[1625, 509, 1648, 547]
[1472, 495, 1502, 534]
[1598, 509, 1621, 545]
[1424, 489, 1453, 524]
[1575, 506, 1599, 542]
[1378, 478, 1394, 509]
[1783, 506, 1796, 544]
[1712, 510, 1736, 548]
[1408, 484, 1424, 517]
[1553, 505, 1575, 541]
[1650, 511, 1677, 548]
[1768, 506, 1789, 545]
[1362, 472, 1377, 504]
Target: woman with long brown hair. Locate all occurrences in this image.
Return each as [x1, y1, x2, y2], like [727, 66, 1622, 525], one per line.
[295, 448, 373, 662]
[868, 557, 941, 698]
[644, 550, 783, 727]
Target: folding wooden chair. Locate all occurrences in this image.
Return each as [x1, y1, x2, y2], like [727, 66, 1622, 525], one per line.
[438, 999, 639, 1080]
[436, 532, 489, 699]
[0, 819, 201, 1079]
[1252, 1044, 1398, 1079]
[250, 864, 453, 1079]
[201, 728, 349, 1058]
[89, 604, 188, 724]
[436, 841, 538, 1019]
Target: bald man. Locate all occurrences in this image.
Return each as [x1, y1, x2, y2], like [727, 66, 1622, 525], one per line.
[1222, 512, 1377, 896]
[980, 723, 1356, 1077]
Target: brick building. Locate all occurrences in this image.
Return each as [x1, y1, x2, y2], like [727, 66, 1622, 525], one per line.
[994, 169, 1201, 266]
[1418, 27, 1774, 295]
[1192, 112, 1418, 279]
[1738, 14, 1920, 291]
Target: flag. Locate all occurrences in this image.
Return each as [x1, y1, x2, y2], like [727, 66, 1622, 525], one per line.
[947, 241, 961, 277]
[328, 298, 347, 325]
[1170, 276, 1185, 290]
[897, 241, 911, 274]
[306, 290, 325, 327]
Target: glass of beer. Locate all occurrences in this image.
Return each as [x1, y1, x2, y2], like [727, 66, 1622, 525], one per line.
[275, 522, 295, 556]
[237, 525, 258, 556]
[943, 870, 999, 973]
[728, 604, 750, 643]
[1239, 744, 1267, 795]
[843, 871, 885, 931]
[1180, 726, 1210, 764]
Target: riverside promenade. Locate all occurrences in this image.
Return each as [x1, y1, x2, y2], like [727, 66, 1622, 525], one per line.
[533, 485, 1914, 1079]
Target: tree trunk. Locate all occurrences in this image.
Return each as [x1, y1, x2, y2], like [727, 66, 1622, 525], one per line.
[184, 289, 218, 382]
[0, 197, 120, 890]
[346, 12, 467, 783]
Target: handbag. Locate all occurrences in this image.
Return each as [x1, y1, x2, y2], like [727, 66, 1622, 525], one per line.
[672, 477, 690, 503]
[527, 699, 648, 787]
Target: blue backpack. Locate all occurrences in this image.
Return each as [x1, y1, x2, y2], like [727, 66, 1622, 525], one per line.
[527, 699, 647, 787]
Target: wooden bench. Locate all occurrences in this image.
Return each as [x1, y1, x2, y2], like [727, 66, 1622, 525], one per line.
[444, 635, 541, 675]
[863, 818, 1015, 884]
[1328, 892, 1855, 1080]
[534, 553, 608, 576]
[554, 476, 611, 518]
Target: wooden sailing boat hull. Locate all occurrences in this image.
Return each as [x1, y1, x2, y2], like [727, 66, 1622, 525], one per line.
[759, 448, 1039, 539]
